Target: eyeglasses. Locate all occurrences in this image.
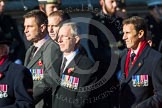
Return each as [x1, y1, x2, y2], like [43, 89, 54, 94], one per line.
[58, 35, 74, 40]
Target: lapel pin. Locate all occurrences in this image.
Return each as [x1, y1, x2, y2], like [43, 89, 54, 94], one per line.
[68, 67, 75, 74]
[37, 59, 43, 67]
[0, 72, 4, 79]
[138, 63, 142, 67]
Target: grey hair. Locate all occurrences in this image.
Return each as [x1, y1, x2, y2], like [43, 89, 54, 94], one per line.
[61, 22, 81, 37]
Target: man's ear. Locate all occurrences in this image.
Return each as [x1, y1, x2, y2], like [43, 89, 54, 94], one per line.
[75, 35, 80, 44]
[138, 30, 144, 39]
[40, 24, 46, 32]
[100, 0, 104, 6]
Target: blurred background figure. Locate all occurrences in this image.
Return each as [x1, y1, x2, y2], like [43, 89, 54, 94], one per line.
[145, 0, 162, 53]
[146, 30, 153, 47]
[38, 0, 61, 16]
[159, 40, 162, 52]
[116, 0, 127, 19]
[87, 0, 123, 107]
[0, 39, 33, 108]
[0, 0, 26, 64]
[48, 10, 70, 42]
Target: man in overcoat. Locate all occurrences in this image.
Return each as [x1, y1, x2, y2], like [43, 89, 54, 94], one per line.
[0, 40, 33, 108]
[120, 16, 162, 108]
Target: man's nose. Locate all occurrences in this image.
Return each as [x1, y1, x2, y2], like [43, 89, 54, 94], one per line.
[58, 36, 63, 43]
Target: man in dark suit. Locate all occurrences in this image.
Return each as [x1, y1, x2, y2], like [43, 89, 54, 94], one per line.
[23, 10, 62, 108]
[120, 16, 162, 108]
[0, 0, 26, 64]
[0, 40, 33, 108]
[88, 0, 124, 63]
[88, 0, 123, 107]
[49, 22, 96, 108]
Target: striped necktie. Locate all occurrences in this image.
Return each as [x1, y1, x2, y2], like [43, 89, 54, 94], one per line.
[60, 57, 67, 76]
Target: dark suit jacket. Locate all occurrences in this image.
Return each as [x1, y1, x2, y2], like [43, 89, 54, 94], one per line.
[0, 13, 26, 63]
[0, 59, 33, 108]
[24, 37, 62, 108]
[88, 13, 122, 108]
[120, 46, 162, 108]
[88, 11, 124, 63]
[50, 49, 96, 108]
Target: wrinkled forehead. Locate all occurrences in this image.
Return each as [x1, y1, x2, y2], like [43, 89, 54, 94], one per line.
[123, 24, 136, 31]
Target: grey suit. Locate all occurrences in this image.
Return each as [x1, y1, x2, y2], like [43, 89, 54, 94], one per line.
[24, 37, 62, 108]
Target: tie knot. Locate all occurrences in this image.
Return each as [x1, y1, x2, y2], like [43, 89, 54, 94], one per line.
[63, 57, 67, 63]
[32, 46, 38, 53]
[131, 53, 136, 62]
[30, 46, 38, 59]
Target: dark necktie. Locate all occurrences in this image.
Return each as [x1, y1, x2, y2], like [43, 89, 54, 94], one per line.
[60, 57, 67, 76]
[30, 46, 38, 59]
[129, 52, 136, 71]
[131, 52, 136, 63]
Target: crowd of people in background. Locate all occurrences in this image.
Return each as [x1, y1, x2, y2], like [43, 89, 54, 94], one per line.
[0, 0, 162, 108]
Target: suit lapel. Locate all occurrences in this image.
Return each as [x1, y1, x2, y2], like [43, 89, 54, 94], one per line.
[125, 59, 144, 83]
[26, 38, 52, 68]
[64, 52, 81, 75]
[121, 46, 151, 88]
[55, 57, 62, 76]
[24, 46, 33, 66]
[54, 51, 87, 94]
[120, 53, 127, 83]
[0, 59, 11, 75]
[27, 49, 42, 68]
[55, 52, 81, 91]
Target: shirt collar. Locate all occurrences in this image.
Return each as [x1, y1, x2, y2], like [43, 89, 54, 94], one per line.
[33, 35, 49, 49]
[64, 49, 79, 62]
[131, 46, 140, 55]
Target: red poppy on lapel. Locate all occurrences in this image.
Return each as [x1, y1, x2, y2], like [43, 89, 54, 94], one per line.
[0, 72, 3, 79]
[68, 67, 75, 74]
[37, 59, 43, 66]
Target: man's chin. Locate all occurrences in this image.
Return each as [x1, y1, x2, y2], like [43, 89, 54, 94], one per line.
[51, 37, 56, 40]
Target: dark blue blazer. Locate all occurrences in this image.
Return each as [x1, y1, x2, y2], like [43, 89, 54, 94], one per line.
[120, 45, 162, 108]
[47, 49, 97, 108]
[0, 59, 33, 108]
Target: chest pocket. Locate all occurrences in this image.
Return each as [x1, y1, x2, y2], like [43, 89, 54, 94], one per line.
[30, 69, 44, 81]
